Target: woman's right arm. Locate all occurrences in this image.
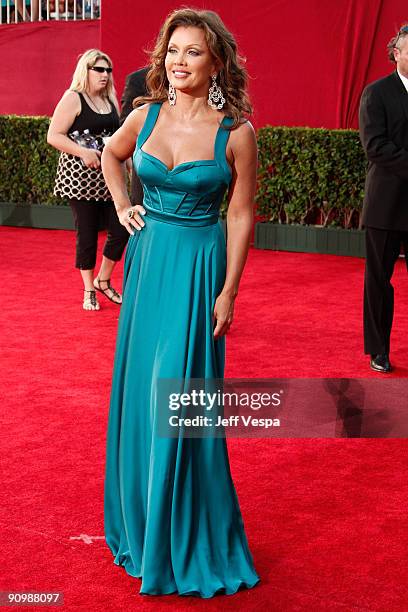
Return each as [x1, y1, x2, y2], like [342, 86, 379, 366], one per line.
[101, 106, 148, 235]
[47, 91, 101, 169]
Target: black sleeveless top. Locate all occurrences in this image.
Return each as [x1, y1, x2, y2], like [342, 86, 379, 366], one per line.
[53, 92, 119, 202]
[69, 92, 119, 136]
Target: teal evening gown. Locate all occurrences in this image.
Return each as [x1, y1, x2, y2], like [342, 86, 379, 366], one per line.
[104, 102, 260, 597]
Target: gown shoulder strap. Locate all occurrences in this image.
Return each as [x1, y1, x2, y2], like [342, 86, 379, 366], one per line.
[214, 116, 234, 174]
[136, 102, 162, 149]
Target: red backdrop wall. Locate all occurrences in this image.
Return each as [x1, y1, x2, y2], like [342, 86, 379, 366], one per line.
[0, 20, 100, 116]
[0, 1, 407, 127]
[100, 0, 407, 129]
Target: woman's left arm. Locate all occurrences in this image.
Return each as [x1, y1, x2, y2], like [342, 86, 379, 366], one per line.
[213, 121, 258, 338]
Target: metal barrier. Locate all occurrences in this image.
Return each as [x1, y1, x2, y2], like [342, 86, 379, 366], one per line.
[0, 0, 100, 23]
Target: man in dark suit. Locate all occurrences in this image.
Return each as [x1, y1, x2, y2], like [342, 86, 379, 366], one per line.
[359, 25, 408, 373]
[120, 67, 149, 205]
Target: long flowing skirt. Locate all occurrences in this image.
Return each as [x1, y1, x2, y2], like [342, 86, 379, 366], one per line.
[104, 216, 260, 597]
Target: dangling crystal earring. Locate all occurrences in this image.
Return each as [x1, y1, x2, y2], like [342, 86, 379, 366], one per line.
[168, 82, 177, 106]
[208, 74, 226, 110]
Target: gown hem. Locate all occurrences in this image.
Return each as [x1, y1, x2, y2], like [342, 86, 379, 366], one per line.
[111, 550, 260, 598]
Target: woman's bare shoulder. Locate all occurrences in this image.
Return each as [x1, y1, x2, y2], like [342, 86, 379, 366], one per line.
[229, 119, 256, 149]
[57, 89, 81, 110]
[50, 90, 81, 121]
[231, 119, 255, 138]
[62, 89, 80, 100]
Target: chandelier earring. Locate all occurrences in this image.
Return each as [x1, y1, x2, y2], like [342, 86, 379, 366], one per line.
[208, 74, 226, 110]
[168, 82, 177, 106]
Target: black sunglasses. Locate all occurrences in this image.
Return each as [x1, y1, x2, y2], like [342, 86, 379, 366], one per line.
[89, 66, 112, 74]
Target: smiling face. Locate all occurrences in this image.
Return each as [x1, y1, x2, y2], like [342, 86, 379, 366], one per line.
[165, 26, 219, 95]
[87, 58, 111, 94]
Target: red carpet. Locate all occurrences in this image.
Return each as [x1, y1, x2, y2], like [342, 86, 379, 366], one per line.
[1, 226, 407, 611]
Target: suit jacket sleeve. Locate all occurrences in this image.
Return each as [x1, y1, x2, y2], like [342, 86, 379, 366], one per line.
[359, 85, 408, 180]
[120, 74, 136, 125]
[120, 70, 148, 125]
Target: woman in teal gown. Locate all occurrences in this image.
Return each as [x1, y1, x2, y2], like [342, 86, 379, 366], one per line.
[102, 8, 260, 598]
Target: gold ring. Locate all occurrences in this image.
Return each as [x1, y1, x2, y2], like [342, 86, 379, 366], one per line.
[127, 209, 135, 220]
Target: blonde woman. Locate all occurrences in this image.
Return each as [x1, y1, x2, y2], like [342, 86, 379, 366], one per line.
[102, 8, 259, 598]
[48, 49, 128, 310]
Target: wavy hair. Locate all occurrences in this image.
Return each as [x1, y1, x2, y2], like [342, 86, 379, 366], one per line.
[69, 49, 117, 103]
[135, 8, 252, 129]
[387, 24, 408, 63]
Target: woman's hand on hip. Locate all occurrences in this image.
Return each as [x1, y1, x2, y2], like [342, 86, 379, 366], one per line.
[80, 148, 101, 169]
[118, 205, 146, 235]
[213, 293, 235, 338]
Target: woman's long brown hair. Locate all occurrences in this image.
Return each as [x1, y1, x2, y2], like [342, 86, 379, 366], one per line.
[134, 8, 252, 129]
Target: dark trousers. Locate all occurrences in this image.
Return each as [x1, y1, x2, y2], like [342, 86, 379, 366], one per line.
[70, 199, 129, 270]
[364, 227, 408, 355]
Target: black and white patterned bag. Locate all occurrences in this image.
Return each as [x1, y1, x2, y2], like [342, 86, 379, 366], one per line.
[54, 151, 111, 201]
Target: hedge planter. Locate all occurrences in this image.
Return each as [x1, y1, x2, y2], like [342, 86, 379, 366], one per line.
[0, 202, 74, 230]
[254, 222, 365, 258]
[1, 117, 367, 233]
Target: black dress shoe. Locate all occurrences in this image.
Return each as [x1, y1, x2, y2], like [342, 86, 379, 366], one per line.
[370, 353, 392, 373]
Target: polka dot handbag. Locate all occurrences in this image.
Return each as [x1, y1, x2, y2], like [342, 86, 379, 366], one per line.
[54, 151, 112, 201]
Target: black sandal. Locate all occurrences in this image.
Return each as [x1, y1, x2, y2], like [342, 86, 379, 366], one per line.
[83, 289, 100, 311]
[93, 277, 122, 304]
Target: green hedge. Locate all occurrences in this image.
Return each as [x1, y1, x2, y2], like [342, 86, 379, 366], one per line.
[256, 126, 366, 229]
[0, 116, 367, 228]
[0, 115, 62, 205]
